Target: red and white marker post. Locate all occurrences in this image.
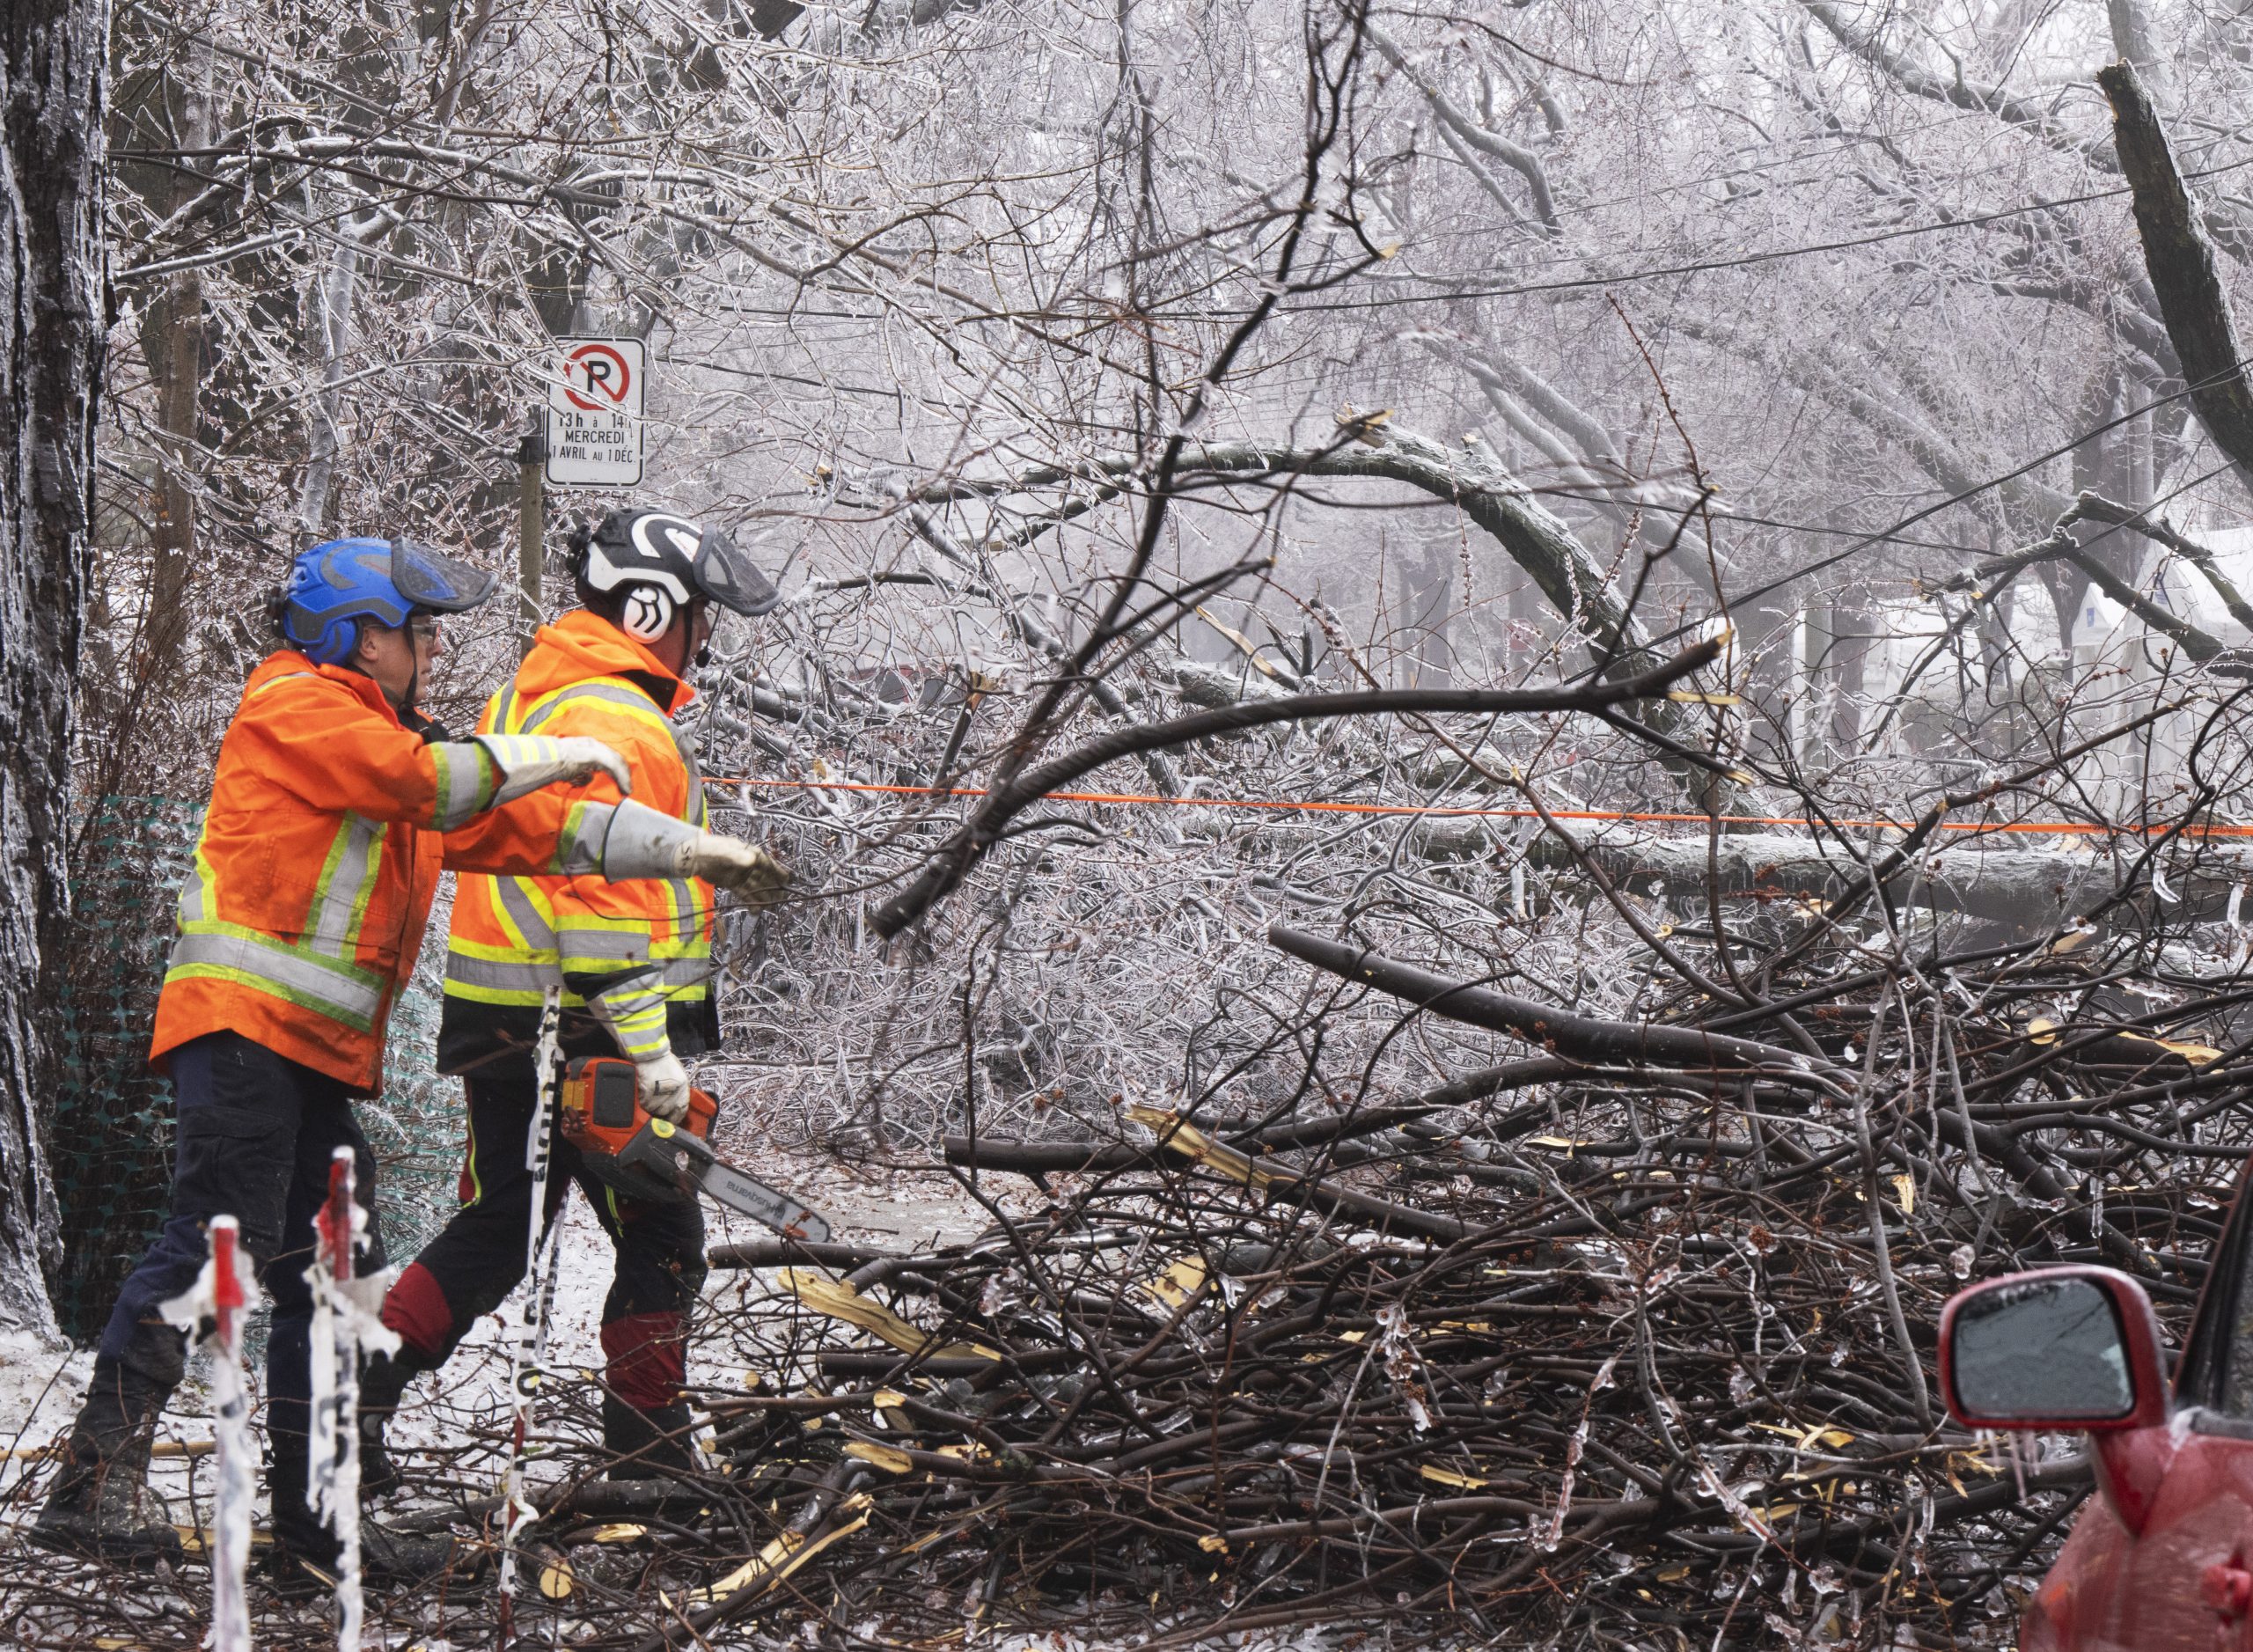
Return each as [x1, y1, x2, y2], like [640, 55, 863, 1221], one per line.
[307, 1147, 398, 1649]
[161, 1215, 255, 1652]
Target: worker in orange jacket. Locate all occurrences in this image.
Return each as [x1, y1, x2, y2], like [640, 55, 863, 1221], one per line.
[33, 538, 785, 1584]
[361, 509, 787, 1485]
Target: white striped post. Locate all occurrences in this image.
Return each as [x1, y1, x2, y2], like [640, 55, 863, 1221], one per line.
[307, 1148, 365, 1648]
[498, 985, 564, 1641]
[207, 1216, 253, 1652]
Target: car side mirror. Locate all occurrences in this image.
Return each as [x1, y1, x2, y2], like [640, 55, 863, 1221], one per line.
[1940, 1266, 2167, 1431]
[1939, 1265, 2173, 1533]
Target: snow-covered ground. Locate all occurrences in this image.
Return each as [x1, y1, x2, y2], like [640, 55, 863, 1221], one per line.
[0, 1147, 998, 1543]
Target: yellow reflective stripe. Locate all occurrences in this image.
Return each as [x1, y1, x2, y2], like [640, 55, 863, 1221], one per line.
[305, 812, 385, 958]
[588, 982, 670, 1060]
[177, 842, 217, 923]
[514, 682, 671, 741]
[554, 801, 613, 877]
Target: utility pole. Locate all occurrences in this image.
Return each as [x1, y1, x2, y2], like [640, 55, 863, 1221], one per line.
[517, 422, 545, 658]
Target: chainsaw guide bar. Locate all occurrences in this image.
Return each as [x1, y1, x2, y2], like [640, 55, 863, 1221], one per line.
[558, 1057, 833, 1244]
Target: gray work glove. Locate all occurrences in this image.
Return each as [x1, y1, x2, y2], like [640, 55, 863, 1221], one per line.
[599, 800, 792, 907]
[635, 1050, 692, 1123]
[476, 735, 635, 806]
[686, 835, 792, 908]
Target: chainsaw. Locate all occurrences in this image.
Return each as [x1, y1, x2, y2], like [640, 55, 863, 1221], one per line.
[558, 1056, 832, 1244]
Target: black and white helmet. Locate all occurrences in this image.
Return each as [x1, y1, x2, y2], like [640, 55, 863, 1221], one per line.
[574, 508, 781, 641]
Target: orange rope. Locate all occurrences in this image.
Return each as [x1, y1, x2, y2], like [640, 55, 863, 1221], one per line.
[714, 776, 2253, 840]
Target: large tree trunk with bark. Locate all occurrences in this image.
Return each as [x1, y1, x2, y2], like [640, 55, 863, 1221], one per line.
[0, 0, 107, 1335]
[2101, 62, 2253, 496]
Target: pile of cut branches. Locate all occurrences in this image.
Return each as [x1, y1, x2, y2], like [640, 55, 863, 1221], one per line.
[341, 903, 2244, 1651]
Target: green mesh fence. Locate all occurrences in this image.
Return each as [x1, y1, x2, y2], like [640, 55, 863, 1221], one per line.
[48, 797, 201, 1340]
[47, 797, 466, 1342]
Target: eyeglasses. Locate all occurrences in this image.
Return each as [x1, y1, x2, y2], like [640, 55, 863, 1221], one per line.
[406, 613, 444, 642]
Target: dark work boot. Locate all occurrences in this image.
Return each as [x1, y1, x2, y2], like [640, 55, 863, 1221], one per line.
[601, 1395, 694, 1479]
[267, 1435, 480, 1592]
[355, 1346, 430, 1501]
[29, 1358, 186, 1570]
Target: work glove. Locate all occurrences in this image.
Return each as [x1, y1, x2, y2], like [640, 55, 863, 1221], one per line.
[476, 735, 635, 806]
[686, 835, 792, 908]
[599, 801, 792, 907]
[635, 1050, 692, 1124]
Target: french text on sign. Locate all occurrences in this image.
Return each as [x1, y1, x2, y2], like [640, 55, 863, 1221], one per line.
[545, 338, 646, 488]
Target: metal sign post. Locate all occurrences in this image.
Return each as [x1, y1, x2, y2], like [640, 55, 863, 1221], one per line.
[517, 423, 544, 659]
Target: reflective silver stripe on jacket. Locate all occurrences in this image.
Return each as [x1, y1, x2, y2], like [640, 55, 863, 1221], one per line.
[518, 683, 662, 735]
[554, 802, 615, 877]
[496, 876, 558, 950]
[429, 742, 492, 831]
[444, 953, 556, 995]
[444, 951, 710, 996]
[167, 930, 385, 1023]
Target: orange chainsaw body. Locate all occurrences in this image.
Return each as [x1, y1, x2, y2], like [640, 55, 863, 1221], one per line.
[560, 1057, 716, 1162]
[556, 1056, 830, 1242]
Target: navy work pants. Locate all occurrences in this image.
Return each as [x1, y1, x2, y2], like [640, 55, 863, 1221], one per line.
[380, 1059, 706, 1411]
[99, 1031, 385, 1452]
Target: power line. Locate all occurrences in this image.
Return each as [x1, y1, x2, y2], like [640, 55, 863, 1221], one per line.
[1249, 154, 2253, 317]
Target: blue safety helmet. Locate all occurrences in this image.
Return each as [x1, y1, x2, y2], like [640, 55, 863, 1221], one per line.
[279, 538, 498, 665]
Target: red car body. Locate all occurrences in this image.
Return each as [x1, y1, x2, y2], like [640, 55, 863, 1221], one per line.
[1939, 1193, 2253, 1651]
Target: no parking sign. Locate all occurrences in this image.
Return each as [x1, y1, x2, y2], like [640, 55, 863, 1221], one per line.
[545, 338, 645, 487]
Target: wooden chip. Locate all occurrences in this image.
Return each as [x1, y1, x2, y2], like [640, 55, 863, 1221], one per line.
[1419, 1464, 1490, 1490]
[693, 1493, 873, 1604]
[845, 1439, 916, 1474]
[778, 1269, 999, 1361]
[1144, 1255, 1207, 1311]
[1121, 1103, 1270, 1188]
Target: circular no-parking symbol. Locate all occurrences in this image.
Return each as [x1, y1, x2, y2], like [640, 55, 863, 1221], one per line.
[563, 342, 633, 413]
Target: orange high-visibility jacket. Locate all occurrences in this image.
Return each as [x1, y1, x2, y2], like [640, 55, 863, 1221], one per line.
[438, 611, 718, 1074]
[150, 651, 602, 1092]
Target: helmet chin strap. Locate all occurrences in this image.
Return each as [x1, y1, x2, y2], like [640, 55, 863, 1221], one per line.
[688, 598, 714, 672]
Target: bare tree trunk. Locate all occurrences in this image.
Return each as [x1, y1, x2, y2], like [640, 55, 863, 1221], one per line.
[2102, 62, 2253, 496]
[139, 40, 209, 678]
[0, 0, 106, 1335]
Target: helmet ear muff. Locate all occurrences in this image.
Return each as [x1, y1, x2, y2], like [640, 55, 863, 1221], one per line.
[620, 584, 675, 642]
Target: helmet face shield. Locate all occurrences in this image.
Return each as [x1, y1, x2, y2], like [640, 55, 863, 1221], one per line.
[693, 528, 781, 617]
[389, 540, 499, 613]
[281, 537, 497, 665]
